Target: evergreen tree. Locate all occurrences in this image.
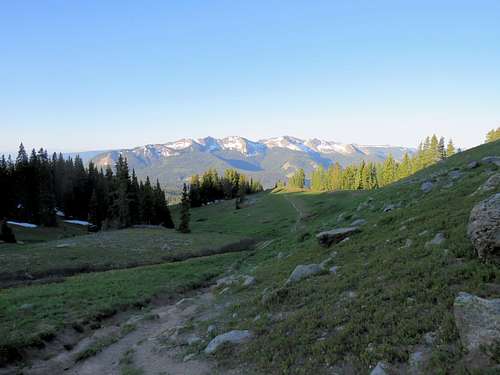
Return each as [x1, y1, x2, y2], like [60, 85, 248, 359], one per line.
[178, 183, 191, 233]
[438, 137, 446, 159]
[0, 219, 16, 243]
[446, 139, 456, 157]
[288, 168, 306, 189]
[486, 127, 500, 143]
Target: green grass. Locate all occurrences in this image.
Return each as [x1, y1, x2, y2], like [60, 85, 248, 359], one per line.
[0, 228, 245, 285]
[1, 140, 499, 373]
[9, 220, 87, 244]
[194, 140, 500, 374]
[0, 252, 244, 363]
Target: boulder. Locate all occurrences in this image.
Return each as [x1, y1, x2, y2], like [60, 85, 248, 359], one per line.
[467, 161, 479, 169]
[425, 232, 446, 248]
[383, 204, 397, 213]
[482, 156, 500, 167]
[370, 362, 390, 375]
[204, 330, 253, 354]
[242, 275, 256, 287]
[286, 264, 322, 285]
[473, 174, 500, 195]
[448, 170, 463, 180]
[467, 193, 500, 260]
[420, 181, 434, 193]
[316, 227, 360, 247]
[454, 292, 500, 367]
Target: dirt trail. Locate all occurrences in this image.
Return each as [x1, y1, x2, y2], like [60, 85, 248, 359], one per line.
[284, 194, 307, 233]
[22, 287, 241, 375]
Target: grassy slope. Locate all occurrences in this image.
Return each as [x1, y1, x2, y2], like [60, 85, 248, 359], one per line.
[0, 228, 243, 284]
[0, 252, 244, 360]
[189, 141, 500, 374]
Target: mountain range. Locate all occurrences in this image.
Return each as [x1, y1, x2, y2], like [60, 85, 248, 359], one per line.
[91, 136, 415, 190]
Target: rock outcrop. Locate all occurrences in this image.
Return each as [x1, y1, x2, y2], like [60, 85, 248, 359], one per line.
[420, 181, 434, 193]
[286, 264, 323, 285]
[482, 156, 500, 167]
[316, 227, 360, 247]
[473, 173, 500, 195]
[454, 292, 500, 368]
[467, 193, 500, 260]
[204, 330, 253, 354]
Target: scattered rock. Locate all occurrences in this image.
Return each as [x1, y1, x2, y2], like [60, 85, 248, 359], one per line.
[448, 170, 463, 180]
[408, 349, 431, 374]
[467, 193, 500, 260]
[216, 275, 239, 287]
[207, 325, 216, 335]
[19, 303, 34, 311]
[420, 181, 434, 193]
[482, 156, 500, 167]
[401, 239, 413, 249]
[423, 332, 437, 346]
[242, 275, 256, 287]
[336, 212, 347, 223]
[468, 161, 479, 169]
[183, 353, 196, 362]
[350, 218, 367, 226]
[473, 173, 500, 195]
[316, 227, 360, 247]
[454, 292, 500, 367]
[204, 330, 253, 354]
[370, 361, 390, 375]
[286, 264, 323, 285]
[186, 334, 202, 346]
[382, 204, 397, 213]
[329, 266, 338, 274]
[425, 232, 446, 247]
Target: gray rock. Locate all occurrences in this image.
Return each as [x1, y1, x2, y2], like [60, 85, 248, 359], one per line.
[383, 204, 397, 212]
[183, 353, 196, 362]
[467, 193, 500, 260]
[402, 239, 413, 249]
[175, 298, 195, 308]
[473, 173, 500, 195]
[329, 266, 338, 274]
[337, 212, 346, 223]
[423, 332, 437, 346]
[425, 232, 446, 247]
[204, 330, 253, 354]
[351, 218, 367, 226]
[186, 334, 202, 345]
[19, 303, 34, 311]
[207, 324, 217, 335]
[370, 361, 389, 375]
[482, 156, 500, 167]
[316, 227, 360, 247]
[468, 161, 479, 169]
[454, 292, 500, 366]
[420, 181, 434, 193]
[448, 170, 463, 180]
[408, 348, 431, 374]
[242, 275, 256, 287]
[286, 264, 323, 285]
[418, 230, 429, 237]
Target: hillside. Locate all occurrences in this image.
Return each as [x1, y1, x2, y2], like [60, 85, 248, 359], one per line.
[0, 140, 499, 374]
[91, 136, 414, 190]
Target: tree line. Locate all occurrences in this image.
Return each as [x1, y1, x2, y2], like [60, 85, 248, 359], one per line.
[187, 168, 263, 208]
[0, 144, 173, 230]
[286, 134, 456, 191]
[486, 127, 500, 143]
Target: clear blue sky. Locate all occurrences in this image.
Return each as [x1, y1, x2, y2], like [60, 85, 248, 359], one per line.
[1, 0, 499, 152]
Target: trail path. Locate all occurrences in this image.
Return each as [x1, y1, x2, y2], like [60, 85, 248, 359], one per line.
[283, 194, 307, 233]
[23, 287, 243, 375]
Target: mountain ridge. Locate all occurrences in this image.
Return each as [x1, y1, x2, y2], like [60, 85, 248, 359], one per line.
[91, 136, 415, 190]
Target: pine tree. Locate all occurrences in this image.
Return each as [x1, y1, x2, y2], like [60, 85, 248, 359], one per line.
[438, 137, 446, 159]
[289, 168, 305, 189]
[0, 219, 16, 243]
[486, 127, 500, 143]
[446, 139, 456, 157]
[178, 183, 191, 233]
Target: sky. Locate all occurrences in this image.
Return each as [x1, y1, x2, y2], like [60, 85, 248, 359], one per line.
[1, 0, 499, 153]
